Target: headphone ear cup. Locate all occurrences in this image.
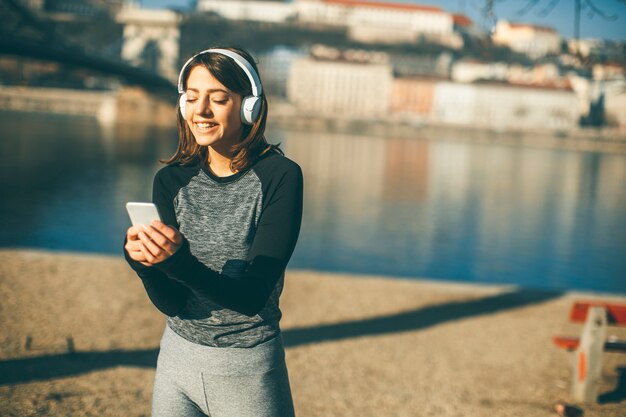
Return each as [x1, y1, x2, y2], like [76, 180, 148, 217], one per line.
[241, 96, 261, 125]
[179, 93, 187, 119]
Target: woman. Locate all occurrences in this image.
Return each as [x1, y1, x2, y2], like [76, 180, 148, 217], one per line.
[123, 47, 302, 417]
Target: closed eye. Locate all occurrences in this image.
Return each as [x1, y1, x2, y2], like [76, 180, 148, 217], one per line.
[212, 95, 229, 104]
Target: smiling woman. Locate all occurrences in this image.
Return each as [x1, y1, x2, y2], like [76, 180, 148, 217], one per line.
[183, 65, 244, 157]
[167, 48, 271, 176]
[122, 47, 303, 417]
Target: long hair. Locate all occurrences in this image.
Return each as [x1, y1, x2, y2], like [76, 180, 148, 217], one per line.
[164, 47, 281, 171]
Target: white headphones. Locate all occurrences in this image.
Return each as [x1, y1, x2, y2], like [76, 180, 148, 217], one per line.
[177, 48, 263, 125]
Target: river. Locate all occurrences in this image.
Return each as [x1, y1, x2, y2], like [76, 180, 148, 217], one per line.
[1, 112, 624, 293]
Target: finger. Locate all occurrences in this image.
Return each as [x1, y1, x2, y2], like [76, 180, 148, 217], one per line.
[125, 243, 147, 261]
[151, 221, 183, 245]
[128, 249, 147, 263]
[139, 231, 165, 259]
[125, 238, 145, 252]
[126, 225, 143, 240]
[142, 226, 174, 255]
[139, 241, 157, 264]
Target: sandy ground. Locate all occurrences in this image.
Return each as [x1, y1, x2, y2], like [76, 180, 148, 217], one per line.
[0, 249, 625, 417]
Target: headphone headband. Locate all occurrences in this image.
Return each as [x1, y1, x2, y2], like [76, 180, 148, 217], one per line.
[177, 48, 263, 97]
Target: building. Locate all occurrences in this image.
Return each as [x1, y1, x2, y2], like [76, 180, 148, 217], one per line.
[288, 54, 393, 118]
[592, 62, 625, 81]
[196, 0, 296, 23]
[431, 82, 476, 126]
[595, 79, 626, 129]
[508, 63, 561, 85]
[297, 0, 462, 47]
[605, 89, 626, 129]
[567, 38, 604, 58]
[390, 52, 452, 78]
[432, 81, 578, 130]
[391, 76, 437, 119]
[492, 20, 560, 59]
[116, 6, 181, 82]
[451, 59, 508, 83]
[197, 0, 465, 47]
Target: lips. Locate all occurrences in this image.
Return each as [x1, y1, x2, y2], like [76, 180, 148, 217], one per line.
[194, 121, 218, 132]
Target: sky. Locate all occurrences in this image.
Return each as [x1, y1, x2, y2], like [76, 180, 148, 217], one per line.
[140, 0, 626, 41]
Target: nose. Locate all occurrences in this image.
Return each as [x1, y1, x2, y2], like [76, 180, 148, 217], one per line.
[195, 96, 213, 117]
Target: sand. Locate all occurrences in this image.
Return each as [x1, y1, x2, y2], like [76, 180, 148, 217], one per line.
[0, 249, 625, 417]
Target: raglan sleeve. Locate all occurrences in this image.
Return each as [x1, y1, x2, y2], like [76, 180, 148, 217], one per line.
[153, 161, 304, 317]
[123, 168, 191, 317]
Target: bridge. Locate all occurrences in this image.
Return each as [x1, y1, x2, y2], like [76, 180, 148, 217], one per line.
[0, 0, 177, 97]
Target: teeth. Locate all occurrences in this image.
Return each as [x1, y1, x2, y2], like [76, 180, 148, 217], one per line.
[196, 123, 216, 129]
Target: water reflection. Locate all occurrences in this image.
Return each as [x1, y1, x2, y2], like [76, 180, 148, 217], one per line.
[0, 113, 176, 253]
[0, 112, 624, 293]
[281, 129, 626, 293]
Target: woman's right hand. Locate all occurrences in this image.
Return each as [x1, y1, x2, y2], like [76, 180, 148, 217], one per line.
[125, 225, 152, 267]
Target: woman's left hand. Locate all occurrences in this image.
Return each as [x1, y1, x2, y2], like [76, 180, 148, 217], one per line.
[138, 220, 184, 265]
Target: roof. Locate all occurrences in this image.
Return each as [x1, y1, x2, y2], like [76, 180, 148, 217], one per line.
[453, 14, 472, 27]
[323, 0, 444, 13]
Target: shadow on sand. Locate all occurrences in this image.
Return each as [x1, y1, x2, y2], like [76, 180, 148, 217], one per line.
[598, 366, 626, 404]
[0, 289, 560, 385]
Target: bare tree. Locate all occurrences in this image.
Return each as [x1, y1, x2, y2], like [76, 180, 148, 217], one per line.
[482, 0, 626, 42]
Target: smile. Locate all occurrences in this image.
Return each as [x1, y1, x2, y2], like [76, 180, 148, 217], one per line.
[195, 122, 218, 132]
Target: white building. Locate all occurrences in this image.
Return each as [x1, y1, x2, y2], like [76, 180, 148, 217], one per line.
[195, 0, 464, 47]
[506, 63, 562, 86]
[605, 89, 626, 129]
[597, 79, 626, 129]
[451, 60, 508, 83]
[296, 0, 350, 26]
[567, 38, 604, 58]
[287, 56, 393, 118]
[492, 20, 560, 59]
[592, 62, 625, 81]
[432, 82, 476, 126]
[196, 0, 296, 23]
[116, 7, 181, 81]
[297, 0, 461, 47]
[433, 81, 578, 130]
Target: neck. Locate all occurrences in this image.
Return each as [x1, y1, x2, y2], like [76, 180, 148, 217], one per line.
[207, 146, 237, 177]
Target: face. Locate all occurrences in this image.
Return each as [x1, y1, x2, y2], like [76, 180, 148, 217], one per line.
[184, 65, 244, 152]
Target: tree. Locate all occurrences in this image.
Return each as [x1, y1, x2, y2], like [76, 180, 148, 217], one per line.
[482, 0, 626, 43]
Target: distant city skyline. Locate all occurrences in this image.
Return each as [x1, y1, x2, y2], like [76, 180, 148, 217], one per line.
[140, 0, 626, 41]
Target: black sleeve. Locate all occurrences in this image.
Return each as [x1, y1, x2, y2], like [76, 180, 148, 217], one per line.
[154, 164, 304, 317]
[122, 169, 192, 316]
[123, 240, 189, 317]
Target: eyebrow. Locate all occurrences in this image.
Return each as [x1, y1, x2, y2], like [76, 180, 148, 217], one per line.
[186, 88, 230, 94]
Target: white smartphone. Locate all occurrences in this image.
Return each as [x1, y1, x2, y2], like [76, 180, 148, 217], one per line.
[126, 202, 162, 227]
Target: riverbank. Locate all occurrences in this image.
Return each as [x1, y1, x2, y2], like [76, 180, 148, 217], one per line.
[1, 87, 625, 154]
[268, 98, 626, 154]
[1, 249, 625, 416]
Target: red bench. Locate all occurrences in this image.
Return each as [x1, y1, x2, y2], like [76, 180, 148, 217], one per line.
[553, 301, 626, 403]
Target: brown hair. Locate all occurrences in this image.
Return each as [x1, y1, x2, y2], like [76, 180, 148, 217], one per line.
[163, 47, 281, 171]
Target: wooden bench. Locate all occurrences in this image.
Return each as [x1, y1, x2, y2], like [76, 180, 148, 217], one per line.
[553, 301, 626, 403]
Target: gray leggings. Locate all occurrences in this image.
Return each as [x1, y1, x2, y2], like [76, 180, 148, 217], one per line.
[152, 325, 296, 417]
